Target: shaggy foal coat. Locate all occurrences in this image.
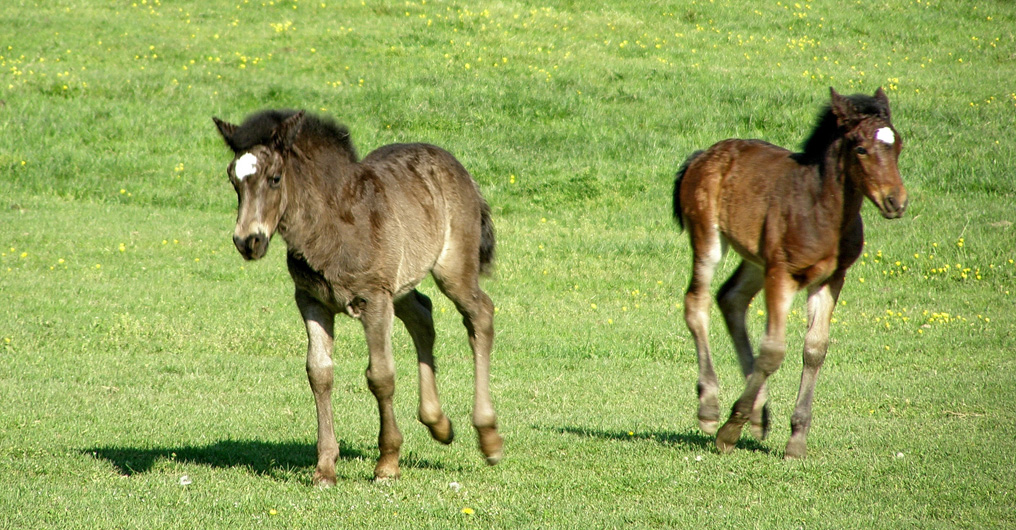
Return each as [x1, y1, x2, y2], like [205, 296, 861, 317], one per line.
[214, 110, 502, 484]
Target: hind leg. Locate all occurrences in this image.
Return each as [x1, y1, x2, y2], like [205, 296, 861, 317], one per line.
[684, 227, 724, 434]
[432, 264, 503, 466]
[394, 290, 454, 445]
[717, 262, 770, 440]
[716, 271, 795, 453]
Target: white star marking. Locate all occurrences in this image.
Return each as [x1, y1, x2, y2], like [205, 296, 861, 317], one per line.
[235, 152, 258, 180]
[875, 127, 895, 145]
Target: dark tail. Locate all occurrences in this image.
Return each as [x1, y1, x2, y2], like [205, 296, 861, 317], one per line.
[673, 150, 704, 231]
[478, 200, 496, 276]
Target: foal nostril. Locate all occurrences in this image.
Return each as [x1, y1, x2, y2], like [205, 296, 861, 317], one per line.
[880, 192, 908, 218]
[250, 233, 266, 254]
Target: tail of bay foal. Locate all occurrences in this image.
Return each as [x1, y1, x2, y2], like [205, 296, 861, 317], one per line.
[673, 88, 907, 458]
[213, 109, 502, 484]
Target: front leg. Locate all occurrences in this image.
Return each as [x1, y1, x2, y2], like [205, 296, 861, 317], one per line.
[295, 290, 339, 486]
[785, 278, 842, 459]
[360, 293, 403, 480]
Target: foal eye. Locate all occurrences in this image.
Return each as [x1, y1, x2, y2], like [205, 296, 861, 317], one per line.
[855, 146, 868, 155]
[269, 174, 282, 187]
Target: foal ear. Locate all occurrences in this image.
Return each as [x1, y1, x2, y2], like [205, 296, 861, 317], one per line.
[274, 110, 306, 151]
[873, 87, 892, 120]
[212, 117, 240, 152]
[829, 87, 858, 126]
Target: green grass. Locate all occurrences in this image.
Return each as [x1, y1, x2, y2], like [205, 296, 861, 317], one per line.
[2, 0, 1015, 528]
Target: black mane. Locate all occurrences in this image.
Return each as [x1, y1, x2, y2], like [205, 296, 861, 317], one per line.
[230, 109, 359, 162]
[797, 93, 890, 164]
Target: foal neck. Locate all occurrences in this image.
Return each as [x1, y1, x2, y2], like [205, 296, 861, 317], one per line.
[817, 139, 866, 221]
[277, 149, 359, 251]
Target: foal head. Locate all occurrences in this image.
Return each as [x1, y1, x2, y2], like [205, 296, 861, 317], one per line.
[213, 110, 306, 260]
[829, 87, 908, 219]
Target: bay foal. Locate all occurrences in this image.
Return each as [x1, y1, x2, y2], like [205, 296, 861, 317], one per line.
[214, 110, 503, 483]
[674, 88, 907, 458]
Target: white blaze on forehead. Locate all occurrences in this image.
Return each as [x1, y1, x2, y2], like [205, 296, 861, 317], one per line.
[234, 152, 259, 180]
[875, 127, 895, 145]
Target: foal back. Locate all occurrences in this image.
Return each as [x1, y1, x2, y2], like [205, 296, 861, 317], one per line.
[675, 138, 843, 271]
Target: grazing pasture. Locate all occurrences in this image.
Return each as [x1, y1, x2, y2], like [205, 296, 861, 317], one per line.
[1, 0, 1014, 528]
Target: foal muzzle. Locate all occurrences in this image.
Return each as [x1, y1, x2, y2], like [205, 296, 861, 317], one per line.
[877, 192, 908, 219]
[233, 232, 270, 260]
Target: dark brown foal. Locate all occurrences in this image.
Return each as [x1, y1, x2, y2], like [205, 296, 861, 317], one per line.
[214, 109, 502, 483]
[674, 88, 907, 458]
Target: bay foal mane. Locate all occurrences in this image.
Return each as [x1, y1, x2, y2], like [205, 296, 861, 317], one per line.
[798, 90, 892, 164]
[217, 109, 359, 162]
[674, 87, 907, 459]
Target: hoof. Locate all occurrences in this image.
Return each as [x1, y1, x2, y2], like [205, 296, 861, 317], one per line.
[481, 442, 504, 466]
[484, 451, 503, 466]
[698, 418, 719, 436]
[373, 468, 401, 481]
[313, 470, 337, 488]
[697, 394, 720, 436]
[784, 438, 807, 459]
[715, 421, 743, 454]
[477, 427, 503, 466]
[373, 454, 401, 481]
[749, 404, 770, 440]
[749, 418, 768, 441]
[427, 416, 455, 445]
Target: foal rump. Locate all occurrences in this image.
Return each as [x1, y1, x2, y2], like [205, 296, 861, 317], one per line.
[359, 142, 496, 277]
[672, 149, 705, 230]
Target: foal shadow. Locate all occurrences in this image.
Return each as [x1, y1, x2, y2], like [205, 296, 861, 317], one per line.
[84, 439, 448, 481]
[552, 425, 772, 455]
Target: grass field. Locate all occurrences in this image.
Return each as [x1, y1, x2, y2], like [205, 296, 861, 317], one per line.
[2, 0, 1015, 528]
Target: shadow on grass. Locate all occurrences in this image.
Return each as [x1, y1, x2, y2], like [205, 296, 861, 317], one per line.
[551, 425, 772, 455]
[83, 439, 448, 481]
